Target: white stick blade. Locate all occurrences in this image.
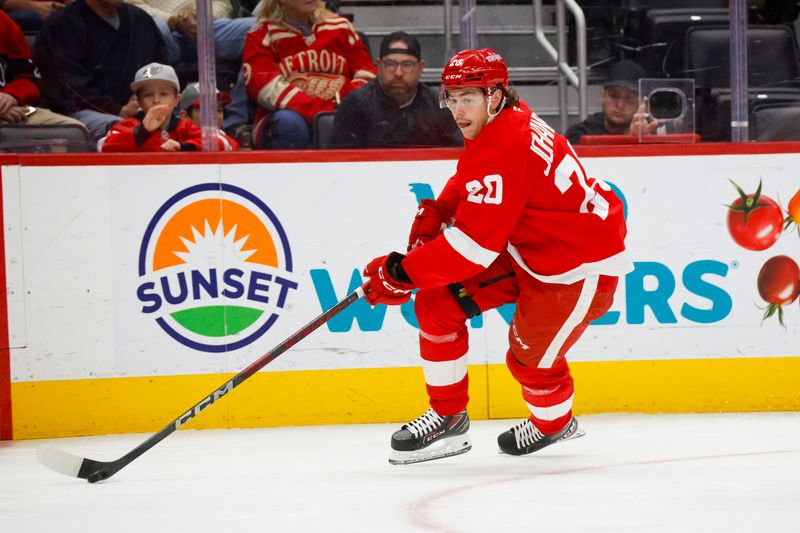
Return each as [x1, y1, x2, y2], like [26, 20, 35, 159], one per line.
[36, 445, 84, 478]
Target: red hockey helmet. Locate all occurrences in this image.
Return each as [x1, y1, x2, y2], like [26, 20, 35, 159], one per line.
[441, 48, 509, 91]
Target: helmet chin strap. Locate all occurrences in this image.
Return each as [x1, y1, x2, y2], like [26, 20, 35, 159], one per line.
[485, 87, 506, 125]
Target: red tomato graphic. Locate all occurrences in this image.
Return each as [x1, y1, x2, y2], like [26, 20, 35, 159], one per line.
[784, 188, 800, 237]
[727, 180, 784, 251]
[757, 255, 800, 325]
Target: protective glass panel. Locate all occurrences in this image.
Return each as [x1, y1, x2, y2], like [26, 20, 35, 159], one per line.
[687, 7, 800, 142]
[7, 0, 800, 151]
[593, 1, 800, 143]
[743, 12, 800, 142]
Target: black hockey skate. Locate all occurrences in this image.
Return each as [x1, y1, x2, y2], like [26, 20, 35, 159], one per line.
[497, 416, 585, 456]
[388, 408, 472, 465]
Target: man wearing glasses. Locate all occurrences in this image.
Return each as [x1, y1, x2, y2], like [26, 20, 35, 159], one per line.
[565, 59, 657, 144]
[331, 31, 462, 148]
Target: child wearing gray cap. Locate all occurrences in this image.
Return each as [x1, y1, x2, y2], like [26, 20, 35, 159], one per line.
[98, 63, 238, 152]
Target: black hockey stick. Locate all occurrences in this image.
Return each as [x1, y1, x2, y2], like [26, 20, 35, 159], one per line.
[36, 283, 368, 483]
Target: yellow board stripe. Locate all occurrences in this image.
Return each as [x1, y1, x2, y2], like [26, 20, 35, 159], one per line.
[11, 357, 800, 440]
[488, 357, 800, 419]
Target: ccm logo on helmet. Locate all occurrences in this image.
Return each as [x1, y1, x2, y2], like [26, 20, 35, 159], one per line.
[486, 54, 502, 61]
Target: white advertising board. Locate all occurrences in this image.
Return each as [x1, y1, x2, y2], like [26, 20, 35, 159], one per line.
[4, 152, 799, 382]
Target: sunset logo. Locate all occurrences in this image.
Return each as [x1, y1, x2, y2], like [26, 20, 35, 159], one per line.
[137, 183, 298, 352]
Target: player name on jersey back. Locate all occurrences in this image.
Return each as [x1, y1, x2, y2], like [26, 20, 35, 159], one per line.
[528, 112, 555, 177]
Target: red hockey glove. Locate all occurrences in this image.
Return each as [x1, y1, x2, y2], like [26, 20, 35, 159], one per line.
[407, 199, 452, 252]
[363, 252, 415, 306]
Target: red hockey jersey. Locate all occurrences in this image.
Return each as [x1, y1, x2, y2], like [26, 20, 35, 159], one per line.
[0, 11, 40, 106]
[98, 115, 238, 152]
[403, 105, 632, 288]
[242, 14, 376, 125]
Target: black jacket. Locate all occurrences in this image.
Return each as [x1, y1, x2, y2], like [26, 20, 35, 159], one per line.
[33, 0, 168, 115]
[331, 79, 462, 148]
[564, 112, 609, 145]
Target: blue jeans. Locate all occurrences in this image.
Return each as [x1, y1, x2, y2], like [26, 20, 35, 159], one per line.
[256, 110, 311, 149]
[156, 17, 256, 128]
[71, 109, 123, 143]
[9, 10, 43, 32]
[156, 17, 256, 64]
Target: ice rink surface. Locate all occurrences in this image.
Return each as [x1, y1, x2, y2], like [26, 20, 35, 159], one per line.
[1, 412, 798, 533]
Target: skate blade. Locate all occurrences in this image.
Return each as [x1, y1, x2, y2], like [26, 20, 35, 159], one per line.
[388, 434, 472, 465]
[560, 427, 586, 442]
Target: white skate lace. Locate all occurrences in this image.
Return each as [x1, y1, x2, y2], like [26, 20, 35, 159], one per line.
[513, 420, 545, 449]
[405, 408, 445, 438]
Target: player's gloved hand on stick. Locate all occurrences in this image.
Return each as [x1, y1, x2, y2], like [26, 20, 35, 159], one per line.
[407, 199, 451, 251]
[363, 252, 415, 306]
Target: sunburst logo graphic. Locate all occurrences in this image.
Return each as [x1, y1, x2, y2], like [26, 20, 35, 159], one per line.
[137, 183, 298, 352]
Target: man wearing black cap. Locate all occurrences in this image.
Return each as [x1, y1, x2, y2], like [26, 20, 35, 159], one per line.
[331, 31, 462, 148]
[565, 59, 657, 144]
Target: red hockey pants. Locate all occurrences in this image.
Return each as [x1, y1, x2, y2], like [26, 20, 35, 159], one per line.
[413, 250, 618, 434]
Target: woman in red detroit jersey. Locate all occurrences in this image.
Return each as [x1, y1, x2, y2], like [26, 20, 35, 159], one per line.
[242, 0, 376, 149]
[363, 48, 632, 465]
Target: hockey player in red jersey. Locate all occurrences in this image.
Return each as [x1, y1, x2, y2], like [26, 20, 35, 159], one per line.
[98, 63, 238, 153]
[362, 48, 632, 464]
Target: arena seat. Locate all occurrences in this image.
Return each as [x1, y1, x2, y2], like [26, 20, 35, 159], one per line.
[312, 111, 337, 149]
[685, 25, 800, 89]
[622, 0, 727, 51]
[685, 25, 800, 141]
[0, 124, 94, 153]
[23, 32, 37, 50]
[637, 8, 729, 77]
[698, 88, 800, 142]
[751, 103, 800, 141]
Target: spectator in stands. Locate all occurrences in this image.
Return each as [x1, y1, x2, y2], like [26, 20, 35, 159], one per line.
[98, 62, 238, 152]
[33, 0, 169, 141]
[127, 0, 255, 134]
[565, 59, 657, 144]
[242, 0, 376, 149]
[1, 0, 67, 32]
[0, 9, 86, 129]
[179, 82, 232, 129]
[331, 31, 462, 149]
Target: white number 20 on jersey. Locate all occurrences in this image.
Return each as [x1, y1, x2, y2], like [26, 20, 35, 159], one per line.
[466, 174, 503, 204]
